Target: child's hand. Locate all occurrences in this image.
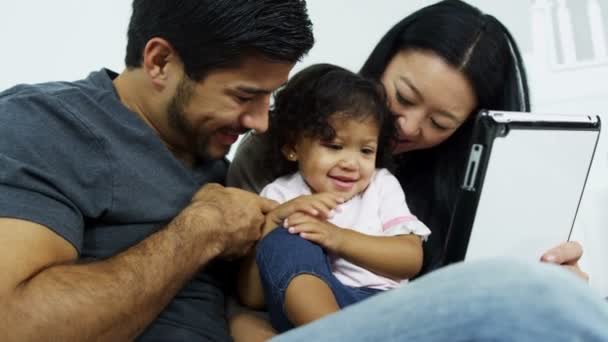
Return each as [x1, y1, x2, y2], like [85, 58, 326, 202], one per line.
[267, 193, 344, 228]
[283, 212, 346, 253]
[261, 193, 344, 238]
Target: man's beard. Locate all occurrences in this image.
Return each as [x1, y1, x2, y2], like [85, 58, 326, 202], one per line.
[167, 77, 215, 161]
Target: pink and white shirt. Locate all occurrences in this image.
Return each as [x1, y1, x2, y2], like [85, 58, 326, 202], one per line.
[260, 168, 431, 290]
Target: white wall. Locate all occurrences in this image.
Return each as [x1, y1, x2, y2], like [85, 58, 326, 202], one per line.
[2, 1, 607, 296]
[0, 1, 130, 88]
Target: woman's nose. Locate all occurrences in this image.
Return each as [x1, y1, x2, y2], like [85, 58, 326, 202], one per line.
[395, 112, 422, 138]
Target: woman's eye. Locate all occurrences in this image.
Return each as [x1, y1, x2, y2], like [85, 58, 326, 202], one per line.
[431, 119, 448, 130]
[396, 92, 414, 107]
[361, 148, 376, 155]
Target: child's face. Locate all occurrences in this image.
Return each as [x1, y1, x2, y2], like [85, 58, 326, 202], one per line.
[288, 116, 379, 200]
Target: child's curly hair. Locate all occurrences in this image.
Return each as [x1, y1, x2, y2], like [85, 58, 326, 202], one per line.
[264, 63, 396, 177]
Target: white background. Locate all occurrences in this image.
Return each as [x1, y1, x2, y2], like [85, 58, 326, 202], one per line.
[1, 1, 607, 296]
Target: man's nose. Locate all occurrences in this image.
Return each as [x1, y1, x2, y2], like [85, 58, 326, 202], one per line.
[244, 96, 270, 133]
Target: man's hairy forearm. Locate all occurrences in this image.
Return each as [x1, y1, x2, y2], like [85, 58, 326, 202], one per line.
[3, 214, 221, 342]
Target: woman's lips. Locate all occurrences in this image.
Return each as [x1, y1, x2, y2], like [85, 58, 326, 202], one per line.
[397, 138, 415, 145]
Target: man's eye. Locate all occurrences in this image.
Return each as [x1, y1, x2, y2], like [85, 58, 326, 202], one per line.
[235, 95, 253, 103]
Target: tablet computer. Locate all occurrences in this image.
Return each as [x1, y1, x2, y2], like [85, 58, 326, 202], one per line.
[443, 110, 601, 264]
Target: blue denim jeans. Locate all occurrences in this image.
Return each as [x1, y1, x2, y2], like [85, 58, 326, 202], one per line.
[257, 228, 382, 332]
[268, 252, 608, 341]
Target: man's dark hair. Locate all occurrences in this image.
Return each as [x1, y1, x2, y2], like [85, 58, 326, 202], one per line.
[125, 0, 314, 81]
[265, 63, 396, 178]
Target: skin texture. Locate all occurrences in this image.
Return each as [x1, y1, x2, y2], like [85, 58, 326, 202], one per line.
[114, 37, 293, 165]
[0, 185, 277, 341]
[382, 49, 588, 279]
[0, 34, 293, 341]
[286, 116, 380, 201]
[230, 49, 590, 342]
[381, 49, 476, 154]
[238, 116, 423, 326]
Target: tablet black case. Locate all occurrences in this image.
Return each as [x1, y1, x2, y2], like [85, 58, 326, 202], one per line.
[443, 110, 601, 264]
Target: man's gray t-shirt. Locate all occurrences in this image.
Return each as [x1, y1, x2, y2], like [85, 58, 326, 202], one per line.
[0, 69, 231, 341]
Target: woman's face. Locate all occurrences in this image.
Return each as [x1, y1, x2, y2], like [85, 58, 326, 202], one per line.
[381, 49, 477, 154]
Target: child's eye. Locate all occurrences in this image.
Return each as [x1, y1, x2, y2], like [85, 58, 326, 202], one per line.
[361, 148, 376, 155]
[323, 143, 342, 150]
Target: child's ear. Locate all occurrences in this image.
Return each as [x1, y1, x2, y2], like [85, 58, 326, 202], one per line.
[281, 145, 298, 162]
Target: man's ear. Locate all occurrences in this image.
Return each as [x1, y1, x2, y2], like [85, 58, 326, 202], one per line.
[141, 37, 180, 90]
[281, 145, 298, 162]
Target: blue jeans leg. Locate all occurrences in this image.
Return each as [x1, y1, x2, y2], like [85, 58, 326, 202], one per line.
[272, 259, 608, 342]
[257, 228, 381, 332]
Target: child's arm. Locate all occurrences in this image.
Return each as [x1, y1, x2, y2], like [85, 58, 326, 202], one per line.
[335, 229, 423, 279]
[236, 192, 344, 309]
[283, 214, 423, 279]
[284, 169, 431, 280]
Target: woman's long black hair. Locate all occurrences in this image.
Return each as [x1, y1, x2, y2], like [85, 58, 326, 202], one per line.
[360, 0, 530, 273]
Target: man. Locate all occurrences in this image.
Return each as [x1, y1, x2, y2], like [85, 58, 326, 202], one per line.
[0, 1, 313, 340]
[3, 1, 608, 342]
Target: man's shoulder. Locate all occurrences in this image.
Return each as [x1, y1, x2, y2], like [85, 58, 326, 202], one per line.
[0, 73, 116, 164]
[0, 70, 113, 112]
[1, 81, 70, 107]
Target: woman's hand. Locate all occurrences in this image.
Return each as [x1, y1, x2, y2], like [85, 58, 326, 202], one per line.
[284, 212, 346, 253]
[540, 241, 589, 281]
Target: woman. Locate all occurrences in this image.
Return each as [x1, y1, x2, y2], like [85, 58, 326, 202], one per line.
[227, 0, 587, 279]
[226, 0, 593, 340]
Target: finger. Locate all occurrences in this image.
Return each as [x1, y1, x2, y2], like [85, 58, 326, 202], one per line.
[299, 231, 324, 245]
[288, 223, 318, 235]
[325, 192, 345, 203]
[318, 193, 344, 208]
[561, 264, 590, 282]
[540, 241, 583, 265]
[286, 211, 313, 222]
[309, 202, 332, 218]
[294, 204, 319, 217]
[257, 197, 279, 214]
[285, 213, 317, 227]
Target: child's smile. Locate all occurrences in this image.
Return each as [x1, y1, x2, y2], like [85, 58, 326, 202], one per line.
[288, 115, 380, 201]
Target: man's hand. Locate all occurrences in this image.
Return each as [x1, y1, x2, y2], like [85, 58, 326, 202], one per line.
[540, 241, 589, 281]
[175, 183, 278, 261]
[0, 183, 278, 341]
